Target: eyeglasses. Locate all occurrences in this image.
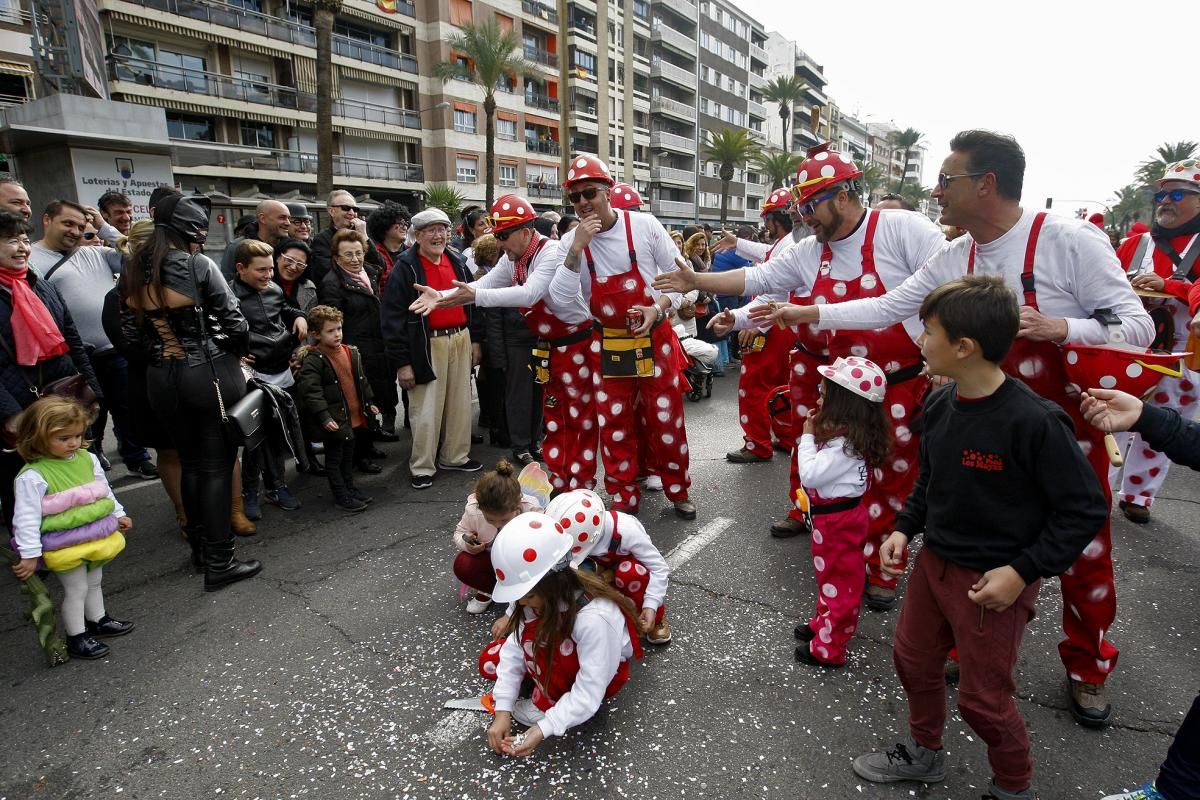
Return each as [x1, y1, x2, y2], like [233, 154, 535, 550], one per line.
[567, 186, 602, 204]
[1153, 188, 1200, 204]
[279, 254, 308, 269]
[338, 253, 364, 262]
[290, 217, 312, 225]
[797, 189, 840, 217]
[936, 171, 988, 190]
[334, 204, 359, 214]
[82, 232, 97, 240]
[495, 229, 516, 242]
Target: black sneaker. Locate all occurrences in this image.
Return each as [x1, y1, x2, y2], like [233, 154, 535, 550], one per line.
[438, 458, 483, 472]
[85, 615, 135, 638]
[411, 474, 434, 489]
[95, 453, 112, 471]
[127, 461, 159, 480]
[793, 622, 815, 642]
[512, 449, 535, 466]
[349, 488, 375, 505]
[66, 633, 110, 659]
[335, 496, 368, 513]
[265, 485, 302, 511]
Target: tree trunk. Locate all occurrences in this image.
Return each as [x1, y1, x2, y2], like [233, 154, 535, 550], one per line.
[898, 149, 911, 189]
[780, 104, 790, 153]
[484, 92, 496, 211]
[719, 176, 730, 227]
[315, 8, 335, 198]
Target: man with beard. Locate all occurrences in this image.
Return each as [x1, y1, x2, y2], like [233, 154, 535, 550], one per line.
[655, 144, 946, 611]
[753, 130, 1154, 728]
[1108, 159, 1200, 524]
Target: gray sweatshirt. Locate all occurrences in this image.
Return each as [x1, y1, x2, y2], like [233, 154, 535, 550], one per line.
[30, 243, 123, 354]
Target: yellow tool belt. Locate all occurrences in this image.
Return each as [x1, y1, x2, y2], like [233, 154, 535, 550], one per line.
[597, 326, 654, 378]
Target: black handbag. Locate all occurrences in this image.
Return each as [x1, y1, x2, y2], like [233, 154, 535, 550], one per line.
[0, 334, 100, 417]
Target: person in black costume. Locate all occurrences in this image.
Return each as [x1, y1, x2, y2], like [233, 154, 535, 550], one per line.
[118, 195, 261, 591]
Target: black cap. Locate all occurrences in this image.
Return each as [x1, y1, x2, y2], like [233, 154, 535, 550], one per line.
[286, 202, 313, 220]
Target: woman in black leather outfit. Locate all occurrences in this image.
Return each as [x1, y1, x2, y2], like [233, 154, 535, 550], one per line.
[119, 195, 261, 591]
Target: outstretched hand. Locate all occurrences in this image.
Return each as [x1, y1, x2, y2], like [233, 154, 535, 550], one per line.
[712, 230, 737, 254]
[746, 301, 817, 328]
[652, 258, 697, 294]
[408, 283, 442, 316]
[1080, 388, 1143, 433]
[707, 309, 735, 337]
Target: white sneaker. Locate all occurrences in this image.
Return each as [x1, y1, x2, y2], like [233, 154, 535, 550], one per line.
[512, 697, 546, 726]
[466, 593, 492, 614]
[643, 475, 663, 491]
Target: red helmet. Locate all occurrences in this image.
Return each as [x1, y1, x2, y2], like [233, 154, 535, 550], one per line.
[791, 142, 862, 207]
[563, 154, 614, 188]
[610, 183, 642, 210]
[488, 194, 537, 234]
[761, 188, 792, 218]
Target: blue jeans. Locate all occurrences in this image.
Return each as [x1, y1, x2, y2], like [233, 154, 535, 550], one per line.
[89, 351, 150, 468]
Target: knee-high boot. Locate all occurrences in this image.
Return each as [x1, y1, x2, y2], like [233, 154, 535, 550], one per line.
[203, 533, 262, 592]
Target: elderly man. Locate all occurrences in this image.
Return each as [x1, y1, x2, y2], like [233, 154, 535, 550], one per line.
[220, 199, 291, 279]
[286, 202, 314, 243]
[1103, 159, 1200, 525]
[310, 190, 383, 283]
[751, 130, 1154, 729]
[0, 179, 31, 221]
[98, 190, 134, 236]
[30, 200, 156, 478]
[381, 208, 483, 489]
[547, 154, 695, 519]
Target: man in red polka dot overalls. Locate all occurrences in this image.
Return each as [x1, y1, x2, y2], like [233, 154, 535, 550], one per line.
[762, 130, 1155, 728]
[548, 155, 696, 520]
[1110, 159, 1200, 524]
[655, 143, 946, 613]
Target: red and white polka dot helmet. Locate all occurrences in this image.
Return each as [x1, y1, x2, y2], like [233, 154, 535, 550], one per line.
[490, 511, 574, 602]
[792, 142, 863, 207]
[610, 183, 642, 210]
[488, 194, 537, 234]
[817, 356, 887, 403]
[1158, 158, 1200, 188]
[1062, 344, 1187, 398]
[563, 154, 614, 189]
[761, 188, 792, 218]
[546, 489, 607, 566]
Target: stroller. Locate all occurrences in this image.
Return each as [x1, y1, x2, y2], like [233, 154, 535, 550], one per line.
[684, 355, 713, 402]
[682, 293, 716, 402]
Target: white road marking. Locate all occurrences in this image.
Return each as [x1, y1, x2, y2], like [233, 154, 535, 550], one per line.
[666, 516, 734, 570]
[425, 709, 487, 750]
[114, 478, 163, 495]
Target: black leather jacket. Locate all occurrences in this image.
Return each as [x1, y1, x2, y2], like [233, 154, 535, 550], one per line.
[121, 250, 249, 367]
[231, 276, 300, 375]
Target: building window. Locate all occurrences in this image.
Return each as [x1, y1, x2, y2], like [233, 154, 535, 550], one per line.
[240, 121, 276, 148]
[500, 163, 516, 187]
[166, 112, 215, 142]
[454, 109, 477, 133]
[497, 118, 517, 140]
[456, 156, 478, 183]
[449, 0, 472, 26]
[572, 48, 596, 77]
[496, 73, 515, 93]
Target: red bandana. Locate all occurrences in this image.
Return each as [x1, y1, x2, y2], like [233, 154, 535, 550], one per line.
[0, 267, 68, 365]
[512, 233, 543, 286]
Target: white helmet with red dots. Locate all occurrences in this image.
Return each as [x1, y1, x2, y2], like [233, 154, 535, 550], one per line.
[546, 489, 607, 566]
[488, 194, 537, 234]
[610, 183, 642, 210]
[490, 511, 574, 602]
[792, 142, 863, 207]
[1158, 158, 1200, 188]
[816, 356, 887, 403]
[761, 187, 792, 218]
[563, 153, 614, 189]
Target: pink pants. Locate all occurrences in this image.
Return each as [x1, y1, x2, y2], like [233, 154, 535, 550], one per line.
[801, 503, 868, 665]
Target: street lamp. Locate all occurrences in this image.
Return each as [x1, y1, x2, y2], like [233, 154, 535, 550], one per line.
[419, 101, 452, 114]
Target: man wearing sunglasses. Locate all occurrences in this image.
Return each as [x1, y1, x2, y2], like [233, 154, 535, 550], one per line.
[654, 144, 945, 599]
[548, 154, 696, 520]
[754, 129, 1155, 731]
[409, 194, 596, 486]
[29, 199, 157, 479]
[1105, 159, 1200, 527]
[310, 189, 383, 284]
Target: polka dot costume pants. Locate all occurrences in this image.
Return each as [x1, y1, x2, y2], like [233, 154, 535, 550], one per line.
[802, 504, 869, 665]
[542, 336, 601, 492]
[601, 556, 666, 626]
[1109, 369, 1198, 509]
[737, 328, 793, 457]
[785, 348, 824, 522]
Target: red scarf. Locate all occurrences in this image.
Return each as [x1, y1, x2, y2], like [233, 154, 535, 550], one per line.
[0, 267, 68, 366]
[513, 233, 543, 286]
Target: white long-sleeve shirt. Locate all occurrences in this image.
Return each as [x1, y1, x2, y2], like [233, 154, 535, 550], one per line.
[13, 452, 125, 559]
[731, 233, 802, 331]
[742, 209, 947, 343]
[816, 209, 1155, 348]
[469, 238, 590, 324]
[548, 209, 683, 315]
[797, 434, 868, 500]
[590, 511, 670, 612]
[491, 594, 634, 738]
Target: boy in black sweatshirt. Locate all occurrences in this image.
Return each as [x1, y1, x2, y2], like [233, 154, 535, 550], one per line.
[852, 275, 1107, 800]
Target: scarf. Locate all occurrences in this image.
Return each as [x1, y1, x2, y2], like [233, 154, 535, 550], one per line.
[1151, 212, 1200, 265]
[512, 233, 543, 286]
[0, 267, 68, 366]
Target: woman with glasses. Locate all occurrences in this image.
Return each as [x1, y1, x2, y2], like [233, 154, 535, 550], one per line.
[318, 229, 393, 473]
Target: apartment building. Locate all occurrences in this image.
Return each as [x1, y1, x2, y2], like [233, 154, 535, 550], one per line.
[0, 0, 32, 116]
[763, 31, 828, 153]
[646, 0, 697, 227]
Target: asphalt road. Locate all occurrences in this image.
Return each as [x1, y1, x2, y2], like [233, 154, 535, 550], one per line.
[1, 373, 1196, 800]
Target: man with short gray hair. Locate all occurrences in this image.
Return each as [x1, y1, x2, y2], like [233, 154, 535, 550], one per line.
[310, 189, 383, 283]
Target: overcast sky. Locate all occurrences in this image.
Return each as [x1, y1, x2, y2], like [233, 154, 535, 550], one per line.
[733, 0, 1194, 219]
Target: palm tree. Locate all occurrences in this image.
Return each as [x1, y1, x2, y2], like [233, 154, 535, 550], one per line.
[314, 0, 343, 198]
[702, 128, 762, 227]
[860, 162, 887, 203]
[1111, 183, 1149, 236]
[435, 20, 539, 211]
[755, 150, 803, 190]
[898, 182, 932, 214]
[762, 75, 808, 153]
[1137, 140, 1199, 197]
[892, 127, 923, 190]
[424, 183, 467, 220]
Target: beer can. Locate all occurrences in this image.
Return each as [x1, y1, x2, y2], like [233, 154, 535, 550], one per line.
[626, 309, 643, 334]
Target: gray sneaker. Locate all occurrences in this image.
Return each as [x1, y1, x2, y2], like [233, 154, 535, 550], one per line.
[984, 781, 1038, 799]
[852, 737, 946, 784]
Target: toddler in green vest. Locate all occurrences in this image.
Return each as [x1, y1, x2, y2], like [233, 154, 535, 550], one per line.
[10, 397, 134, 660]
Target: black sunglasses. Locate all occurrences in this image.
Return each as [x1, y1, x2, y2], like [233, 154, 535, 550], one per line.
[567, 186, 602, 204]
[82, 231, 97, 240]
[495, 229, 515, 241]
[334, 204, 359, 213]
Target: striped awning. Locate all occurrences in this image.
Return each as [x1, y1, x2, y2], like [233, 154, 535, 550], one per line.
[0, 60, 32, 76]
[108, 10, 284, 58]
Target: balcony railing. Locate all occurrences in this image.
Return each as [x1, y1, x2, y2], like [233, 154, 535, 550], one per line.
[525, 93, 560, 114]
[747, 99, 767, 119]
[109, 56, 420, 128]
[650, 166, 693, 184]
[521, 0, 558, 24]
[650, 58, 693, 88]
[175, 142, 424, 183]
[526, 139, 561, 156]
[748, 71, 767, 91]
[523, 44, 558, 69]
[120, 0, 416, 72]
[649, 130, 695, 153]
[653, 199, 694, 217]
[527, 182, 561, 198]
[749, 42, 768, 63]
[649, 96, 696, 122]
[651, 22, 696, 55]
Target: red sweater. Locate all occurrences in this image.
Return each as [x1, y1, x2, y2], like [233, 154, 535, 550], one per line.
[420, 252, 468, 330]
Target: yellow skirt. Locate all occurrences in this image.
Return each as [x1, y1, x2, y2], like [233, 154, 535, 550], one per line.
[43, 530, 125, 573]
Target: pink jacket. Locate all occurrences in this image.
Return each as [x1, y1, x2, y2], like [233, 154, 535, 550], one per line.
[452, 494, 541, 552]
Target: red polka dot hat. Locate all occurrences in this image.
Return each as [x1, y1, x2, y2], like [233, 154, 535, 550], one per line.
[488, 193, 537, 234]
[1062, 344, 1188, 398]
[490, 511, 574, 602]
[817, 356, 887, 403]
[545, 489, 607, 567]
[610, 183, 643, 211]
[791, 142, 863, 207]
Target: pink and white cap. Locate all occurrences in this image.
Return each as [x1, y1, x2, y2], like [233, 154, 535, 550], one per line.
[816, 356, 887, 403]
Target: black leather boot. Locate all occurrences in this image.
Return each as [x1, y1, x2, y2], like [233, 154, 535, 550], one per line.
[203, 538, 262, 592]
[183, 523, 204, 571]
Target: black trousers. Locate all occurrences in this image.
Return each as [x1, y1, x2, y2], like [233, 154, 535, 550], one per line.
[503, 342, 542, 451]
[323, 432, 358, 501]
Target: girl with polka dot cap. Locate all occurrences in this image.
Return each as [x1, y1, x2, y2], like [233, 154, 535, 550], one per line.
[793, 356, 892, 668]
[478, 511, 642, 757]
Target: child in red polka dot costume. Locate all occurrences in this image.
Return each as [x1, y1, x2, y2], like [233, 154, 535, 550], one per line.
[478, 511, 642, 757]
